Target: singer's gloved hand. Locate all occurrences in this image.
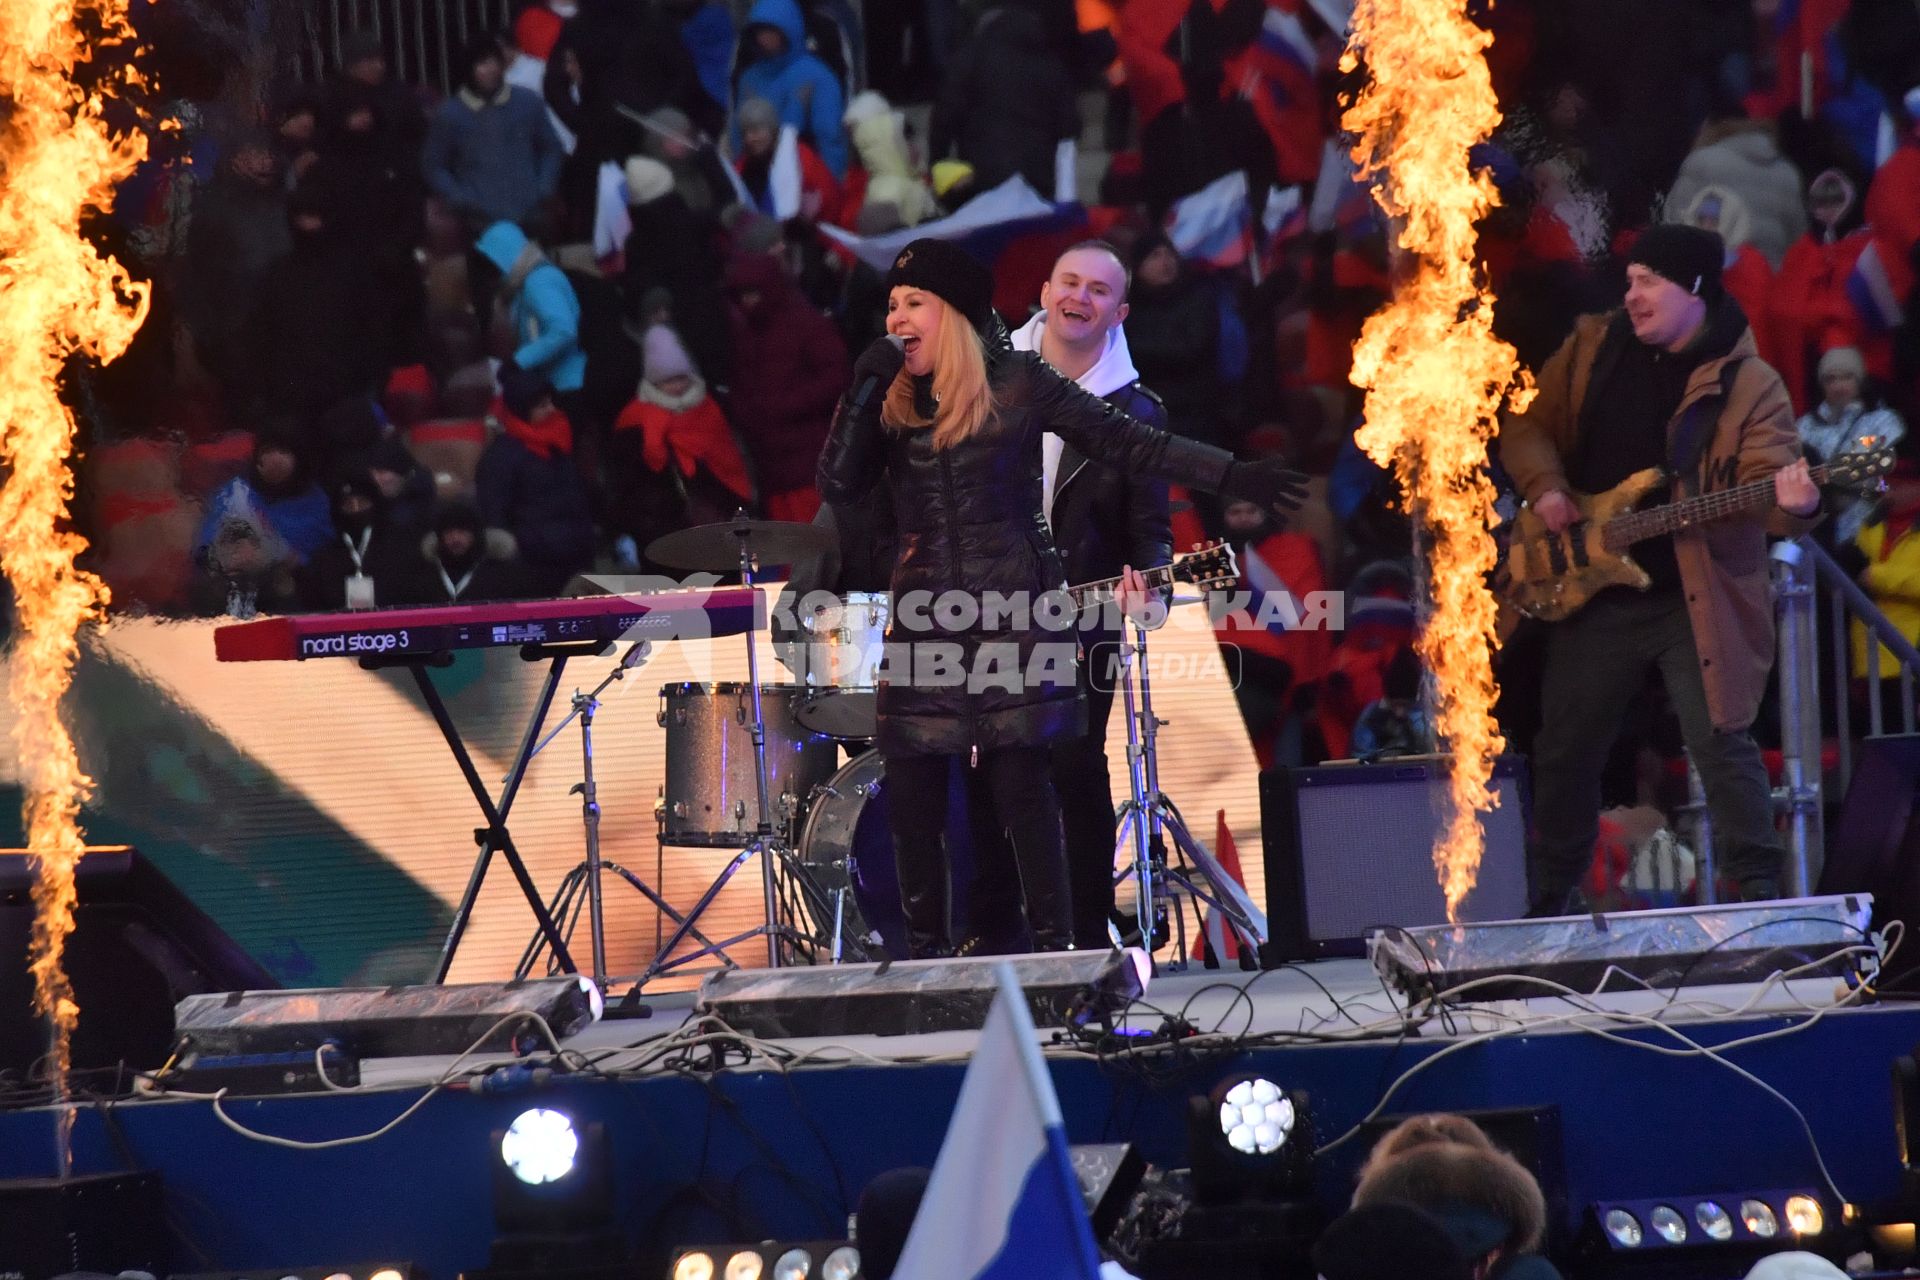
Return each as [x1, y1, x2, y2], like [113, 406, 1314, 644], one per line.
[852, 334, 907, 392]
[1222, 458, 1310, 513]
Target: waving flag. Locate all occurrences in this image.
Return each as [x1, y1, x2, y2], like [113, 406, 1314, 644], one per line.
[1850, 237, 1910, 333]
[818, 176, 1077, 272]
[1166, 170, 1256, 268]
[890, 966, 1103, 1280]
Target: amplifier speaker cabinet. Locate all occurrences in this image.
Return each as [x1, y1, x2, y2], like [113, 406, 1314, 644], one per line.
[1258, 755, 1532, 963]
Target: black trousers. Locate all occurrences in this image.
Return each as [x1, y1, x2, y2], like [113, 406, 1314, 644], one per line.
[885, 744, 1071, 956]
[1530, 589, 1784, 909]
[966, 630, 1121, 950]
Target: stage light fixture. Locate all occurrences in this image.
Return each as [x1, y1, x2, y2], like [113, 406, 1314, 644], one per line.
[673, 1253, 715, 1280]
[669, 1243, 860, 1280]
[1742, 1199, 1778, 1238]
[368, 1271, 405, 1280]
[1648, 1206, 1686, 1244]
[820, 1247, 860, 1280]
[1785, 1194, 1825, 1236]
[1217, 1077, 1294, 1156]
[1604, 1210, 1643, 1247]
[1187, 1074, 1316, 1208]
[1588, 1191, 1827, 1269]
[501, 1108, 578, 1185]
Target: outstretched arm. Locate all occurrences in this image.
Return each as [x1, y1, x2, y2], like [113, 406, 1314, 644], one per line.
[1019, 354, 1306, 513]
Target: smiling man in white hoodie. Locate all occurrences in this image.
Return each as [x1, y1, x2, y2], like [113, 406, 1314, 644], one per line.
[967, 241, 1174, 953]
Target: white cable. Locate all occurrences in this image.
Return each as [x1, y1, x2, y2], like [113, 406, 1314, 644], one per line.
[166, 1011, 571, 1151]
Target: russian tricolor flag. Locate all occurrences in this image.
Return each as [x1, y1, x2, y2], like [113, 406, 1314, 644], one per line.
[888, 966, 1104, 1280]
[1166, 171, 1257, 269]
[1850, 238, 1910, 333]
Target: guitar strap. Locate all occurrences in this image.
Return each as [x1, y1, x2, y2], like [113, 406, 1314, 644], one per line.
[1666, 357, 1747, 496]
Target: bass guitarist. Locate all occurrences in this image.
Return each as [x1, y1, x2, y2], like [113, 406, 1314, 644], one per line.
[1498, 224, 1820, 913]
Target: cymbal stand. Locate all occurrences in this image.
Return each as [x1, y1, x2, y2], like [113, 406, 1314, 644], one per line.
[621, 518, 838, 1001]
[516, 640, 723, 1014]
[1111, 615, 1268, 968]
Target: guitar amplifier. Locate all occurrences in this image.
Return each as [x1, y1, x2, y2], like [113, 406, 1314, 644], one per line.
[1259, 756, 1532, 963]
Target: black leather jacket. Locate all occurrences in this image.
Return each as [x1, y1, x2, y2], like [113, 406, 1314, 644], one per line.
[816, 328, 1233, 756]
[1049, 380, 1172, 611]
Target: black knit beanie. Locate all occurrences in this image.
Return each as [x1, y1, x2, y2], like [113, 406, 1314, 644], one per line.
[1312, 1203, 1474, 1280]
[1630, 223, 1724, 300]
[885, 238, 995, 333]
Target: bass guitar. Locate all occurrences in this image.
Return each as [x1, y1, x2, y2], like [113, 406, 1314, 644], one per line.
[1496, 447, 1893, 624]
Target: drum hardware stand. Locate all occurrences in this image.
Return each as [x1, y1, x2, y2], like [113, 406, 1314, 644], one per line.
[365, 642, 604, 984]
[615, 515, 841, 1008]
[1110, 615, 1267, 970]
[513, 639, 715, 1018]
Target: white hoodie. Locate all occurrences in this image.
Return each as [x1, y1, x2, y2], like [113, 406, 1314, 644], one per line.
[1010, 310, 1141, 529]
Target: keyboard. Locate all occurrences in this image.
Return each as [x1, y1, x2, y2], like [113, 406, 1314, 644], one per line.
[213, 587, 761, 662]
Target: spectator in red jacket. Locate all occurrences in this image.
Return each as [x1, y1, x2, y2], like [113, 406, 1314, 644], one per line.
[609, 324, 754, 568]
[1772, 169, 1892, 413]
[722, 250, 849, 522]
[735, 95, 841, 224]
[1870, 90, 1920, 263]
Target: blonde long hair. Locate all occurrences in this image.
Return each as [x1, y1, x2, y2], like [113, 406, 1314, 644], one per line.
[881, 295, 998, 450]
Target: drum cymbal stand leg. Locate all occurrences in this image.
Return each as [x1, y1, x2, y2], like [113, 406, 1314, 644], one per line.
[621, 518, 822, 1002]
[1111, 617, 1268, 970]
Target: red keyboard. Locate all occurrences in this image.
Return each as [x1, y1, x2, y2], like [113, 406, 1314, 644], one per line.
[214, 587, 761, 662]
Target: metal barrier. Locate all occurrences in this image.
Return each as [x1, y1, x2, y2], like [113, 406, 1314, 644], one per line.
[285, 0, 514, 94]
[1770, 535, 1920, 896]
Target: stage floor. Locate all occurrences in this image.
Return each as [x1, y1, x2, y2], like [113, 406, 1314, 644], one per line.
[5, 956, 1916, 1278]
[333, 956, 1875, 1094]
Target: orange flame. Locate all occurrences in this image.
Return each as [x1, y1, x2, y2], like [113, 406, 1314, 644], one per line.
[1341, 0, 1533, 919]
[0, 0, 150, 1113]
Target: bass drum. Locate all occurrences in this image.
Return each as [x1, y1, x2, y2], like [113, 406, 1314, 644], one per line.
[797, 751, 978, 960]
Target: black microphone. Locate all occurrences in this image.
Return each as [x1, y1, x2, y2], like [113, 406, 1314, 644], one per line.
[850, 334, 907, 413]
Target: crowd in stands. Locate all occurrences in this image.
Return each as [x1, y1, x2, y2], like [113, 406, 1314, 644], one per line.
[82, 0, 1920, 779]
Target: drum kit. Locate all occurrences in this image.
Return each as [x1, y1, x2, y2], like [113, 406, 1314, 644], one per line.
[520, 512, 1266, 1003]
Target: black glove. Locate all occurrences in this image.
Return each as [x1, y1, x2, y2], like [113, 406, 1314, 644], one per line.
[851, 335, 907, 400]
[1223, 458, 1310, 512]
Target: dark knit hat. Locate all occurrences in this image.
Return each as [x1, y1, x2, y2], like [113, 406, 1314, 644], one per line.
[1630, 223, 1724, 300]
[885, 238, 995, 332]
[1312, 1203, 1474, 1280]
[498, 362, 553, 422]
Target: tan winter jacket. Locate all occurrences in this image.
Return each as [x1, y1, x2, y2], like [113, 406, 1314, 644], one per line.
[1499, 308, 1814, 732]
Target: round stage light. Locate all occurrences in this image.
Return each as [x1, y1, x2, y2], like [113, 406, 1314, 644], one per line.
[1604, 1209, 1644, 1247]
[1741, 1200, 1779, 1238]
[1218, 1077, 1295, 1155]
[725, 1251, 764, 1280]
[368, 1271, 404, 1280]
[500, 1107, 579, 1185]
[673, 1253, 716, 1280]
[1786, 1195, 1825, 1236]
[772, 1248, 812, 1280]
[1695, 1201, 1734, 1240]
[323, 1273, 351, 1280]
[1650, 1206, 1687, 1244]
[820, 1247, 861, 1280]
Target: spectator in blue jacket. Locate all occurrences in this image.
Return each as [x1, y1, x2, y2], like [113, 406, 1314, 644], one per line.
[734, 0, 849, 179]
[472, 220, 587, 397]
[423, 33, 563, 233]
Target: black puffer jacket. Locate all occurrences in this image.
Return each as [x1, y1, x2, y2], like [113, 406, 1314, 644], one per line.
[817, 329, 1233, 757]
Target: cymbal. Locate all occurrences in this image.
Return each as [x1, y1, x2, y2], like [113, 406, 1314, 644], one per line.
[646, 517, 834, 571]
